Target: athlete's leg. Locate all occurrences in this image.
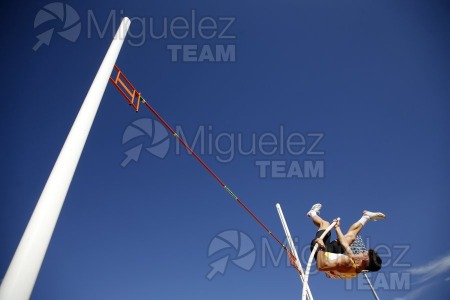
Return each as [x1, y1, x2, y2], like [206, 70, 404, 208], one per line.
[307, 203, 330, 229]
[312, 215, 330, 230]
[344, 210, 386, 244]
[343, 221, 363, 245]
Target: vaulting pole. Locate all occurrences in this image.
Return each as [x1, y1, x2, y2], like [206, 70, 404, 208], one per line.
[302, 219, 339, 300]
[275, 203, 313, 300]
[0, 17, 131, 300]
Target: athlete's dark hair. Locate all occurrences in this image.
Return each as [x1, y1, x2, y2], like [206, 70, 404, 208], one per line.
[367, 249, 382, 272]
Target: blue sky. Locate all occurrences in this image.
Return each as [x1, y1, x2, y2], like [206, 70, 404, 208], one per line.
[1, 0, 449, 299]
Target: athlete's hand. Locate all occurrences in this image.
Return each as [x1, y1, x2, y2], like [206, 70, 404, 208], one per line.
[315, 238, 326, 250]
[333, 218, 340, 228]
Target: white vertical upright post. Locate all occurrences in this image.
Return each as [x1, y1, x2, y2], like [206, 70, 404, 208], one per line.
[0, 17, 131, 300]
[275, 203, 313, 300]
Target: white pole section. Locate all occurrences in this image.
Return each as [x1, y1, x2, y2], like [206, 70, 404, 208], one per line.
[363, 272, 381, 300]
[0, 17, 131, 300]
[302, 219, 339, 300]
[275, 203, 313, 300]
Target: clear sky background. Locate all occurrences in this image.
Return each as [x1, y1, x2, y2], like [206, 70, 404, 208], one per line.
[1, 0, 449, 299]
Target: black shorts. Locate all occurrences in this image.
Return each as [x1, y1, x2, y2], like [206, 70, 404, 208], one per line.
[310, 230, 344, 258]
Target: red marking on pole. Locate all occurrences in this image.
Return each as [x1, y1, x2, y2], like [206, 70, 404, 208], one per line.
[109, 65, 290, 252]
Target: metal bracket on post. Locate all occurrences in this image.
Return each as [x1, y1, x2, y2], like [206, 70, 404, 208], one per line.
[109, 65, 141, 112]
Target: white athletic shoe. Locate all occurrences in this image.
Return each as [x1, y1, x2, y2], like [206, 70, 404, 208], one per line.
[363, 210, 386, 221]
[307, 203, 322, 218]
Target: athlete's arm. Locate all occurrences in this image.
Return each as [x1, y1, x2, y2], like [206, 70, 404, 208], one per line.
[334, 219, 356, 258]
[316, 250, 354, 271]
